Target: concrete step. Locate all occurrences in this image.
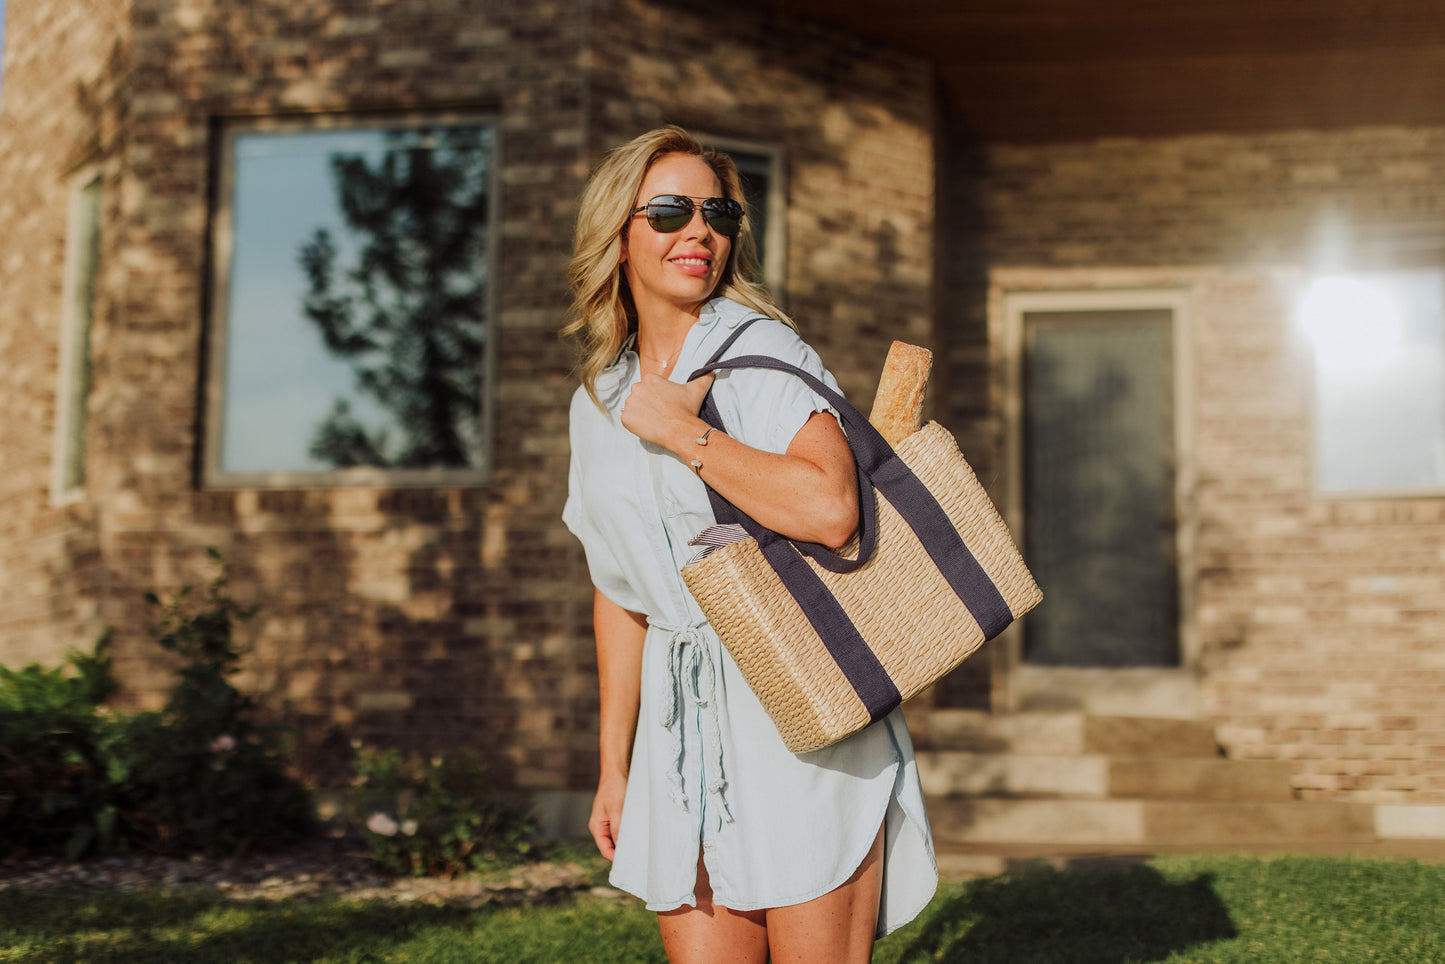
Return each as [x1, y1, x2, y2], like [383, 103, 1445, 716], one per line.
[927, 798, 1376, 848]
[917, 752, 1297, 802]
[934, 839, 1445, 881]
[911, 709, 1220, 759]
[1110, 757, 1296, 802]
[917, 752, 1107, 798]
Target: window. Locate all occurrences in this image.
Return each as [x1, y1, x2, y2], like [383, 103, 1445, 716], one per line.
[205, 116, 498, 488]
[1298, 270, 1445, 495]
[706, 137, 787, 296]
[52, 167, 102, 501]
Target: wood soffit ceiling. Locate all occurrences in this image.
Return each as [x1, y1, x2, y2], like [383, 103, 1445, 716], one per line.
[758, 0, 1445, 142]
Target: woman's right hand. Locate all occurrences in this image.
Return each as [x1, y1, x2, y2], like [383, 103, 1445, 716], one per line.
[590, 589, 644, 862]
[589, 771, 628, 861]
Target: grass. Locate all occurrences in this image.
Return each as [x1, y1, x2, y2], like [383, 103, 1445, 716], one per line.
[0, 854, 1441, 962]
[874, 854, 1445, 963]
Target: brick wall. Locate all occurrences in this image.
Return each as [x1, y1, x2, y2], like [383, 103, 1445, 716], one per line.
[0, 0, 936, 799]
[0, 0, 127, 671]
[957, 127, 1445, 802]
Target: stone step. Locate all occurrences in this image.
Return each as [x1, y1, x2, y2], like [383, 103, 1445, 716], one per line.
[910, 709, 1220, 759]
[1110, 757, 1296, 802]
[917, 752, 1297, 802]
[926, 798, 1376, 848]
[917, 752, 1107, 798]
[934, 839, 1445, 881]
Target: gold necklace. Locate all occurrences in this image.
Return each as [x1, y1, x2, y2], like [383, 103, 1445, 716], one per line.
[638, 343, 684, 375]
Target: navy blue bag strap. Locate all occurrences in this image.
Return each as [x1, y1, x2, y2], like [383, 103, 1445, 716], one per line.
[702, 317, 759, 365]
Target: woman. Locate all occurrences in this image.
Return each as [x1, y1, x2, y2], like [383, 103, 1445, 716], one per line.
[562, 126, 936, 963]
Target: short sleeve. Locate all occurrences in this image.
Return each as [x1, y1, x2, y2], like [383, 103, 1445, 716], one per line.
[563, 389, 643, 612]
[710, 320, 843, 456]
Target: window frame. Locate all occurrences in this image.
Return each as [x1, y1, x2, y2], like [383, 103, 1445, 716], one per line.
[51, 164, 103, 504]
[702, 134, 788, 299]
[203, 111, 502, 490]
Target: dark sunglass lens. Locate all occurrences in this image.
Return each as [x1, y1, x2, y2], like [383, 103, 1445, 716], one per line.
[701, 198, 742, 237]
[646, 196, 693, 232]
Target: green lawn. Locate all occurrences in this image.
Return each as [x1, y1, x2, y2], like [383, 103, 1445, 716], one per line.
[1, 855, 1442, 963]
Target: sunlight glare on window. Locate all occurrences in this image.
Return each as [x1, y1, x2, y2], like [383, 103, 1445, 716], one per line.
[1300, 270, 1445, 493]
[1295, 275, 1405, 372]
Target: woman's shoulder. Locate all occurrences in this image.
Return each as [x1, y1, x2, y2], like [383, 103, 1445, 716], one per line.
[706, 298, 817, 360]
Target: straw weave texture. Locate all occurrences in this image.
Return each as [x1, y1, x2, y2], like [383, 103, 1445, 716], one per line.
[682, 421, 1043, 753]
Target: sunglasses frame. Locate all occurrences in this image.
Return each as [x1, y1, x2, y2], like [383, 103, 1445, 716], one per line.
[631, 194, 744, 238]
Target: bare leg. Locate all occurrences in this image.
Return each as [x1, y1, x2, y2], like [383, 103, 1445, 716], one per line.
[765, 820, 886, 964]
[657, 850, 769, 964]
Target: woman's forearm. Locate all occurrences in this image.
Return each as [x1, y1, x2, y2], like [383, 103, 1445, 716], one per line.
[593, 588, 646, 779]
[667, 411, 859, 548]
[621, 372, 861, 548]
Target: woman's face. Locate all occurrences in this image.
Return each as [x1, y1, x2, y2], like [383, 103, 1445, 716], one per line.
[621, 153, 733, 320]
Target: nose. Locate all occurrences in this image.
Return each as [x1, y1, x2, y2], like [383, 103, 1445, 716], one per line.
[682, 205, 712, 240]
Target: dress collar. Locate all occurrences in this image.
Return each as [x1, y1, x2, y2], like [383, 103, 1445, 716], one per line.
[593, 297, 758, 408]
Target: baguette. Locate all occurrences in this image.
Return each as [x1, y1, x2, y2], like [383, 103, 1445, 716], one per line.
[868, 341, 932, 446]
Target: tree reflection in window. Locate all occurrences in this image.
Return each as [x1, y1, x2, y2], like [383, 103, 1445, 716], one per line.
[213, 121, 493, 481]
[298, 126, 491, 469]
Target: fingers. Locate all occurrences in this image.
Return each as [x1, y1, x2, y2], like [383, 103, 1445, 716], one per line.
[589, 815, 616, 861]
[686, 371, 716, 405]
[589, 793, 621, 861]
[620, 371, 713, 446]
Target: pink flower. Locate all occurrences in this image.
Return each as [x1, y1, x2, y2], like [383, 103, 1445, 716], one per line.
[366, 812, 399, 837]
[210, 735, 237, 753]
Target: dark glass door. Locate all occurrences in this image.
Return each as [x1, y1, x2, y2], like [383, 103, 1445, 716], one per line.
[1022, 309, 1179, 667]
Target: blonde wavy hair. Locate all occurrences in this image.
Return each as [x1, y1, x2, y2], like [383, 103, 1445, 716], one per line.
[563, 125, 792, 407]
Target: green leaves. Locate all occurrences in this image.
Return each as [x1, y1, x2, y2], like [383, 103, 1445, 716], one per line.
[0, 633, 123, 859]
[0, 552, 312, 860]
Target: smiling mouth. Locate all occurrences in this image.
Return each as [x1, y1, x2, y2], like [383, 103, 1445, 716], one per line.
[671, 257, 711, 266]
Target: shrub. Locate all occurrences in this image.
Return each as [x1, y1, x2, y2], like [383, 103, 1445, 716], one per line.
[0, 549, 314, 861]
[0, 634, 123, 860]
[110, 549, 314, 855]
[350, 744, 533, 877]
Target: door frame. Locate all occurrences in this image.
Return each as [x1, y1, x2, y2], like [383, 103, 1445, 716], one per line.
[993, 275, 1200, 718]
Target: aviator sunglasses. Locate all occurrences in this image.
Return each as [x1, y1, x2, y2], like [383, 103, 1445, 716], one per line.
[631, 194, 744, 238]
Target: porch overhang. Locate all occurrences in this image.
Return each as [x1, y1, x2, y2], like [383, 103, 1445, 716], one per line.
[760, 0, 1445, 141]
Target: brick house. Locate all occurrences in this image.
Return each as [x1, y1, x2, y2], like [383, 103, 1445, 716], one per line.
[2, 0, 1443, 854]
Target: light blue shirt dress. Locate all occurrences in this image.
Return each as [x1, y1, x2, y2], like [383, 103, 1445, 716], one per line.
[563, 296, 937, 936]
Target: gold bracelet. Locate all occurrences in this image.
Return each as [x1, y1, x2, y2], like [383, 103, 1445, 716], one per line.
[689, 458, 703, 475]
[695, 427, 717, 446]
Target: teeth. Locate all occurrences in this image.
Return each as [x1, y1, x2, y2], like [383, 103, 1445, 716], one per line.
[673, 258, 709, 265]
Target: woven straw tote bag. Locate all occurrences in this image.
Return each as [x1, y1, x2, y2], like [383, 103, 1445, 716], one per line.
[680, 321, 1042, 753]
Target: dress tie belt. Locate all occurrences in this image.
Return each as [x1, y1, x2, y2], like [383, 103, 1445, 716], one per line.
[655, 620, 733, 825]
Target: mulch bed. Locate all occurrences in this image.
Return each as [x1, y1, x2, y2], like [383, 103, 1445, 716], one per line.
[0, 837, 607, 908]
